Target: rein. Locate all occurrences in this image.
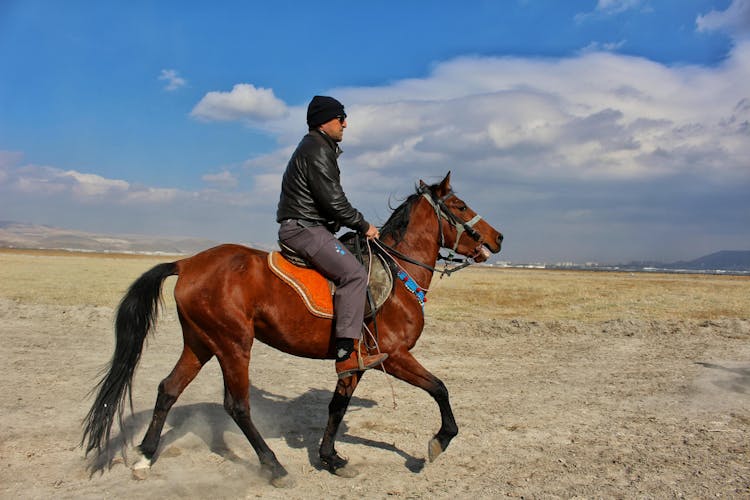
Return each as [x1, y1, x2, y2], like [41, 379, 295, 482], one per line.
[373, 238, 472, 277]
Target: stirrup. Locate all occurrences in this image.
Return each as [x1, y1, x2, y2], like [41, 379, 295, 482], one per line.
[336, 342, 388, 379]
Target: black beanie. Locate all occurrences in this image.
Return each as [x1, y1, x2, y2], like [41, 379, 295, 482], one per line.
[306, 95, 346, 128]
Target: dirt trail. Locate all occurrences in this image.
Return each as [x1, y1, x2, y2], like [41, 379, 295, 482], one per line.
[0, 251, 748, 498]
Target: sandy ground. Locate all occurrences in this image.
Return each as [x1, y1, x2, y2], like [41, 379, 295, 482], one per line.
[0, 249, 749, 499]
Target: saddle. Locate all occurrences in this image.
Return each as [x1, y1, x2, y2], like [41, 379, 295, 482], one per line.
[268, 233, 394, 319]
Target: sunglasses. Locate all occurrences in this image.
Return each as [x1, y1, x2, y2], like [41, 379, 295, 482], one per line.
[336, 115, 347, 124]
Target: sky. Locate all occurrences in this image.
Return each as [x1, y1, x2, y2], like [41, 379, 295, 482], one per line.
[1, 0, 749, 264]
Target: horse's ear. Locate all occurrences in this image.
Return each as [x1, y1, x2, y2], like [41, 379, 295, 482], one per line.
[436, 171, 452, 196]
[419, 179, 427, 189]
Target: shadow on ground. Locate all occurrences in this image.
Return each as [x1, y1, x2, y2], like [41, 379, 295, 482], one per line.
[696, 362, 750, 395]
[88, 385, 424, 474]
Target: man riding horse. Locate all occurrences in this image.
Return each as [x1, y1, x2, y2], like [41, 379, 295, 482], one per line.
[276, 95, 388, 379]
[82, 96, 504, 486]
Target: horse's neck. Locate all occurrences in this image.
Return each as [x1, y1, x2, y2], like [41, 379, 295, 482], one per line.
[388, 200, 441, 288]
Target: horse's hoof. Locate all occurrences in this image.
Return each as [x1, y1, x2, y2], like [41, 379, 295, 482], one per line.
[130, 454, 152, 480]
[320, 453, 349, 475]
[261, 464, 294, 488]
[333, 464, 360, 478]
[270, 473, 296, 488]
[321, 453, 358, 477]
[428, 438, 443, 462]
[131, 467, 150, 481]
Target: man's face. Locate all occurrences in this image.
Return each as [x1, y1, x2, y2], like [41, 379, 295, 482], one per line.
[319, 115, 347, 142]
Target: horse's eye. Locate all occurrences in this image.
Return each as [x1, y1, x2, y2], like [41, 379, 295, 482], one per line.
[458, 205, 468, 212]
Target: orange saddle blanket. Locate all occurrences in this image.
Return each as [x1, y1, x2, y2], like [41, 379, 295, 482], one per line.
[267, 251, 334, 318]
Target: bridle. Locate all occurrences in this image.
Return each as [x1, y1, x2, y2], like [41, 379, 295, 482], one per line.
[417, 184, 483, 252]
[375, 185, 486, 277]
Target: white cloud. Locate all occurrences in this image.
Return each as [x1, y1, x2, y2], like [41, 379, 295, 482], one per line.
[202, 170, 238, 188]
[579, 40, 627, 54]
[248, 43, 748, 262]
[62, 170, 129, 197]
[575, 0, 648, 22]
[158, 69, 187, 91]
[322, 46, 750, 185]
[190, 84, 288, 122]
[0, 161, 184, 205]
[696, 0, 750, 38]
[122, 187, 180, 204]
[595, 0, 644, 14]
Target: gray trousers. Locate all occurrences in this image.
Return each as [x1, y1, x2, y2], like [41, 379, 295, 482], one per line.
[278, 220, 367, 340]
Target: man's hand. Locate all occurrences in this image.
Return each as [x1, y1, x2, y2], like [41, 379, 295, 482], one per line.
[365, 224, 380, 240]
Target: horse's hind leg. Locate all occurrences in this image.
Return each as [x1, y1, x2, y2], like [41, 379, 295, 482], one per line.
[319, 374, 362, 477]
[135, 340, 212, 470]
[219, 352, 292, 488]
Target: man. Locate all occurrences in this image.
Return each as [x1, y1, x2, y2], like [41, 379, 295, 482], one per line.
[277, 95, 388, 379]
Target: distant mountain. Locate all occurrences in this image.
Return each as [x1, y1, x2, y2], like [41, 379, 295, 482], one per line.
[622, 250, 750, 272]
[668, 250, 750, 272]
[0, 221, 270, 255]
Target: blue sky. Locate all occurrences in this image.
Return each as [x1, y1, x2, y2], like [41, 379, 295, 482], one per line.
[1, 0, 749, 263]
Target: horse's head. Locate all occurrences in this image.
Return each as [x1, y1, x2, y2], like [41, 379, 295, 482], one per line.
[419, 172, 503, 263]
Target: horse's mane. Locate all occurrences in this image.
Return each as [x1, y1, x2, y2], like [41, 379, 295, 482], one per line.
[380, 183, 435, 244]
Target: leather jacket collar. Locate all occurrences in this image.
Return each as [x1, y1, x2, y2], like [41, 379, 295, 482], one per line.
[314, 129, 343, 158]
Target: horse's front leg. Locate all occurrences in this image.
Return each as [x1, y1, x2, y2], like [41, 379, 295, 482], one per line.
[319, 373, 362, 477]
[383, 350, 458, 462]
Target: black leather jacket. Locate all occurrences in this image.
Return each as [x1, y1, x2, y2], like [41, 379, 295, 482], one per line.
[276, 130, 369, 233]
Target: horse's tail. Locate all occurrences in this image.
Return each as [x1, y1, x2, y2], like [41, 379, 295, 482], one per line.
[81, 261, 178, 460]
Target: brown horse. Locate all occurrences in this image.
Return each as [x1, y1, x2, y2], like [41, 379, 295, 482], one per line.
[82, 172, 503, 486]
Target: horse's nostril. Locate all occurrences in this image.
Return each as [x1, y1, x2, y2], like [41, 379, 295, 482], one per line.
[497, 234, 504, 245]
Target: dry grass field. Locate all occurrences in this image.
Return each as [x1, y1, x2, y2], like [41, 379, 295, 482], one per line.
[1, 248, 748, 498]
